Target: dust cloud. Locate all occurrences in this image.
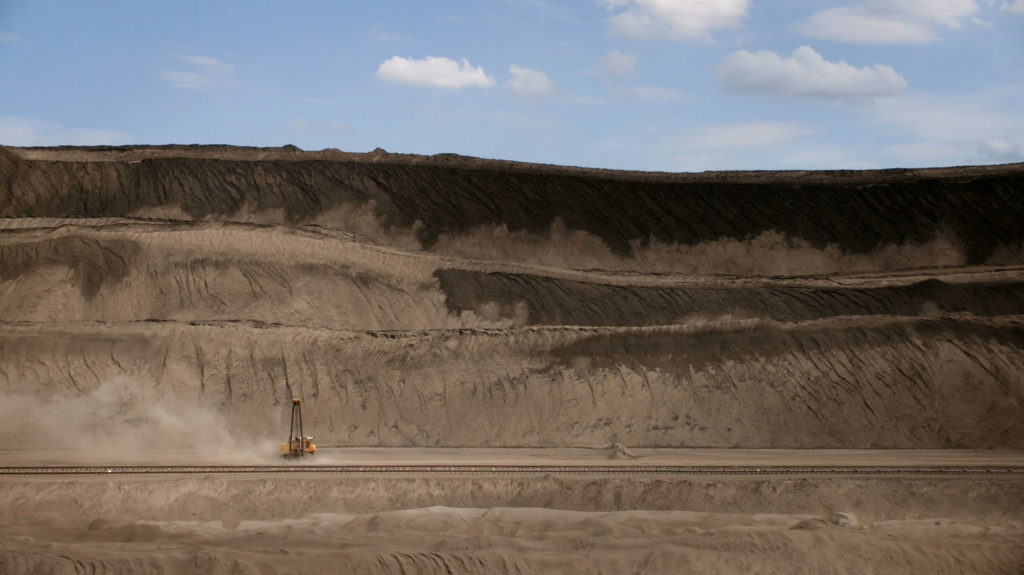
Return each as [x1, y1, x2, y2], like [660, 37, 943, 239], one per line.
[0, 377, 277, 463]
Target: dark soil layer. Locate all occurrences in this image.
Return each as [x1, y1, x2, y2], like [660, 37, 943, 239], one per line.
[3, 146, 1023, 262]
[436, 270, 1024, 326]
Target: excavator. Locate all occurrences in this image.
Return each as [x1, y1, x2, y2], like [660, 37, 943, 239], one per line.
[280, 398, 317, 458]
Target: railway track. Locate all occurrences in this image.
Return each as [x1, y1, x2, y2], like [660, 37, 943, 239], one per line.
[2, 465, 1023, 476]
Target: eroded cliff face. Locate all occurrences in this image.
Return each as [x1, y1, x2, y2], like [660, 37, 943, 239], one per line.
[4, 145, 1024, 269]
[4, 318, 1023, 449]
[1, 145, 1023, 448]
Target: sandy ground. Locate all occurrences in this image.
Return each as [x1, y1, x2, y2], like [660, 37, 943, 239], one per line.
[2, 449, 1023, 573]
[3, 447, 1024, 467]
[2, 463, 1023, 574]
[3, 505, 1023, 574]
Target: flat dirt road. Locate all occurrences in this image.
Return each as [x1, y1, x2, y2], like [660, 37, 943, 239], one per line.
[3, 446, 1024, 470]
[2, 450, 1023, 574]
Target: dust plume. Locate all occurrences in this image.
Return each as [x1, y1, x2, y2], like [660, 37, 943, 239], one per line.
[0, 377, 277, 463]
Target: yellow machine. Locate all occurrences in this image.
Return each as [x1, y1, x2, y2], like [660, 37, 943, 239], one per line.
[280, 398, 317, 457]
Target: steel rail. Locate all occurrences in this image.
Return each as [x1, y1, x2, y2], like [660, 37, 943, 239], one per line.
[1, 465, 1023, 476]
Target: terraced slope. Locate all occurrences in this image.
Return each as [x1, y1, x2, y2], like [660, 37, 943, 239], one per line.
[1, 146, 1022, 449]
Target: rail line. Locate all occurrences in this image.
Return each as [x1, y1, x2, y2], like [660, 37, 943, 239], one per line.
[2, 465, 1023, 476]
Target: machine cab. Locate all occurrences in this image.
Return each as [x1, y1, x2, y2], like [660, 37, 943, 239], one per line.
[280, 399, 317, 457]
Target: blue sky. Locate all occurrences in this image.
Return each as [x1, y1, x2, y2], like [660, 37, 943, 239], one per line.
[1, 0, 1023, 170]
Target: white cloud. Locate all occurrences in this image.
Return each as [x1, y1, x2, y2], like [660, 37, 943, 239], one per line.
[605, 84, 1024, 170]
[377, 56, 494, 89]
[717, 46, 907, 100]
[868, 87, 1023, 142]
[798, 8, 937, 43]
[882, 141, 969, 165]
[692, 122, 816, 150]
[613, 84, 686, 101]
[502, 0, 574, 21]
[368, 25, 410, 43]
[0, 31, 24, 44]
[890, 0, 979, 27]
[614, 130, 874, 171]
[296, 97, 340, 105]
[645, 122, 817, 171]
[1004, 0, 1024, 14]
[0, 117, 130, 146]
[606, 0, 749, 41]
[566, 93, 607, 106]
[159, 71, 208, 90]
[291, 117, 350, 133]
[160, 53, 233, 90]
[865, 85, 1024, 165]
[979, 139, 1024, 162]
[598, 123, 888, 171]
[508, 65, 554, 96]
[176, 54, 229, 69]
[798, 0, 980, 44]
[601, 50, 638, 77]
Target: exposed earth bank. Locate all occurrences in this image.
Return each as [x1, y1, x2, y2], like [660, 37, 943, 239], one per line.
[2, 146, 1023, 449]
[2, 145, 1023, 573]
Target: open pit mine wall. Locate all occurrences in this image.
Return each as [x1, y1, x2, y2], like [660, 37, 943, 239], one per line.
[4, 318, 1024, 449]
[3, 146, 1024, 266]
[2, 146, 1024, 449]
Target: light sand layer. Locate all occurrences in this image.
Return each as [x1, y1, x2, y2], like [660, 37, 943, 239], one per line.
[4, 507, 1023, 574]
[2, 473, 1023, 574]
